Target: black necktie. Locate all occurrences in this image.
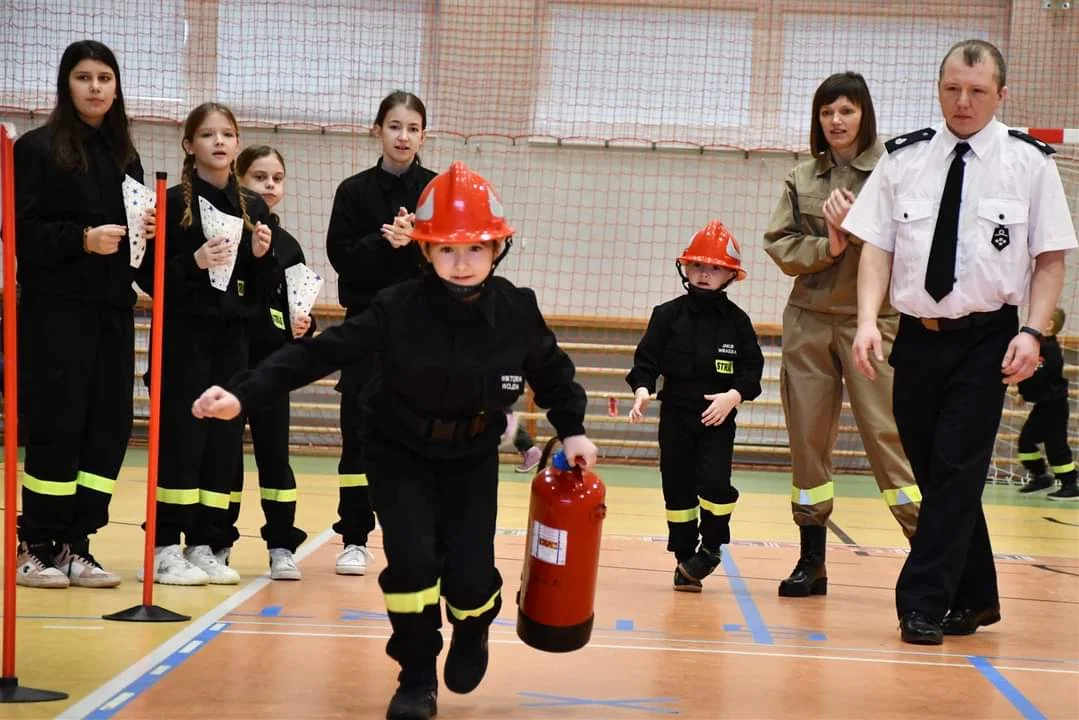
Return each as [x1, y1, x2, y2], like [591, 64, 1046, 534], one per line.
[925, 141, 971, 302]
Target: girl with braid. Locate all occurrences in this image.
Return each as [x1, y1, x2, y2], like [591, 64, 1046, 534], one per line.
[135, 103, 274, 585]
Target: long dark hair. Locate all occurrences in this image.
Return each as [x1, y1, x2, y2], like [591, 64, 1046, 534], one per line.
[809, 72, 877, 159]
[49, 40, 137, 172]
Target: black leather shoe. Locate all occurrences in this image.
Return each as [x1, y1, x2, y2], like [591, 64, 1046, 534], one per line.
[444, 627, 489, 694]
[941, 607, 1001, 636]
[386, 686, 437, 720]
[899, 611, 943, 645]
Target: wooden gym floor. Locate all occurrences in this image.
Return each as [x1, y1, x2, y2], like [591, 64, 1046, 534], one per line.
[1, 449, 1076, 719]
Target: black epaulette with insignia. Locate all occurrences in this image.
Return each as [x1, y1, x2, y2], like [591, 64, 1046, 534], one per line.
[1008, 129, 1056, 155]
[885, 128, 935, 154]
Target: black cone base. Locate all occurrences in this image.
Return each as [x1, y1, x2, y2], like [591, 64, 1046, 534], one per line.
[0, 677, 68, 703]
[103, 604, 190, 622]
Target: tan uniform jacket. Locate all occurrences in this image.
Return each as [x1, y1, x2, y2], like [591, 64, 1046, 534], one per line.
[763, 142, 894, 316]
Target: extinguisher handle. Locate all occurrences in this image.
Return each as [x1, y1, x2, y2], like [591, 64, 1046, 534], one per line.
[538, 437, 583, 475]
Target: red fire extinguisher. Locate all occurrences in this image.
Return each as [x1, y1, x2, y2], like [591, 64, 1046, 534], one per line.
[517, 438, 606, 652]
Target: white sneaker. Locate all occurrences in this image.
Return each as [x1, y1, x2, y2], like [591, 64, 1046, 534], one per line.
[184, 545, 240, 585]
[54, 544, 121, 588]
[214, 547, 232, 566]
[335, 544, 373, 575]
[136, 545, 209, 586]
[269, 549, 301, 581]
[15, 543, 69, 589]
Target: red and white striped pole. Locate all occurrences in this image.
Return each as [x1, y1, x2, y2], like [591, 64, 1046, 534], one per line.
[0, 124, 67, 703]
[1013, 128, 1079, 145]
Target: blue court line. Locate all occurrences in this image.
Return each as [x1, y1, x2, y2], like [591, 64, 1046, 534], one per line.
[259, 605, 282, 617]
[519, 691, 678, 714]
[83, 622, 229, 719]
[615, 618, 635, 631]
[720, 549, 774, 645]
[968, 656, 1047, 720]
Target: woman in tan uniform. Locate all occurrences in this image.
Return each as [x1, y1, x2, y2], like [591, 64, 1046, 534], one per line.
[764, 72, 919, 597]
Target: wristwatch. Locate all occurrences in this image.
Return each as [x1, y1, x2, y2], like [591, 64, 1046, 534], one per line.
[1019, 326, 1044, 343]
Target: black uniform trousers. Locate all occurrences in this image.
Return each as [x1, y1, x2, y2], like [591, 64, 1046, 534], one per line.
[1018, 397, 1076, 483]
[658, 406, 740, 562]
[224, 342, 308, 552]
[891, 311, 1015, 620]
[334, 356, 377, 546]
[18, 297, 133, 545]
[365, 430, 503, 671]
[155, 315, 248, 548]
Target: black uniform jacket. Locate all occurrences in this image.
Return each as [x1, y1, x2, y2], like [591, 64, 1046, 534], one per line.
[228, 274, 587, 460]
[326, 158, 437, 314]
[1018, 336, 1068, 404]
[136, 174, 273, 320]
[626, 292, 764, 415]
[14, 122, 143, 308]
[249, 219, 317, 349]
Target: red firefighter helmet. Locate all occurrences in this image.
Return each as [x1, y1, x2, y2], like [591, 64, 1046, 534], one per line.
[678, 220, 747, 281]
[409, 161, 515, 244]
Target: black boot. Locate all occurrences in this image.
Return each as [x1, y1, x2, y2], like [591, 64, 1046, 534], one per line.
[386, 664, 438, 720]
[1018, 472, 1054, 493]
[778, 526, 827, 597]
[444, 626, 489, 694]
[674, 547, 722, 592]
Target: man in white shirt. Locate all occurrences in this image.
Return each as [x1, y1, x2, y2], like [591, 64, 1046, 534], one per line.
[844, 39, 1076, 645]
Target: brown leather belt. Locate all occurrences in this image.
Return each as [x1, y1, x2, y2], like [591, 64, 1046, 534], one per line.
[906, 305, 1015, 332]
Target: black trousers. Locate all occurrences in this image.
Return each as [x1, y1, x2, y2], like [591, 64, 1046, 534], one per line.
[891, 311, 1015, 620]
[155, 315, 248, 548]
[658, 407, 740, 562]
[365, 431, 502, 671]
[224, 342, 308, 552]
[334, 359, 377, 546]
[17, 298, 133, 544]
[1018, 397, 1076, 483]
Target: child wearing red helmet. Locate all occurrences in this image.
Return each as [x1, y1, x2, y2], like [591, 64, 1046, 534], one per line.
[626, 221, 764, 592]
[192, 161, 597, 720]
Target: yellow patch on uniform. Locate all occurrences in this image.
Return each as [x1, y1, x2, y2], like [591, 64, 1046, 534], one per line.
[237, 280, 245, 296]
[270, 308, 286, 330]
[715, 359, 734, 374]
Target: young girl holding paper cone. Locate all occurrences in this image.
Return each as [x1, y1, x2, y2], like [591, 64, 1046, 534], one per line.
[13, 40, 154, 588]
[134, 103, 273, 586]
[213, 144, 316, 580]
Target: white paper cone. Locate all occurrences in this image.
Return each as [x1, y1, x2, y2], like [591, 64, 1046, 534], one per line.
[122, 175, 156, 268]
[198, 196, 243, 292]
[284, 263, 323, 322]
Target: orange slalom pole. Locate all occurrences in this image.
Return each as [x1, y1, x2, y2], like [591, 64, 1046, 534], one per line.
[0, 124, 66, 702]
[103, 171, 186, 623]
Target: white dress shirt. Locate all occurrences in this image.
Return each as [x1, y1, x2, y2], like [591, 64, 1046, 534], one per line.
[843, 119, 1076, 319]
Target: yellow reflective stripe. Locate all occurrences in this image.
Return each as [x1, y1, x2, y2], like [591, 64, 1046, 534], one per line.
[882, 485, 922, 507]
[447, 588, 501, 621]
[261, 487, 298, 503]
[385, 580, 441, 615]
[699, 498, 736, 517]
[23, 473, 77, 497]
[157, 487, 199, 505]
[199, 489, 230, 510]
[230, 491, 244, 503]
[340, 474, 368, 488]
[1018, 451, 1043, 461]
[666, 506, 699, 523]
[792, 481, 835, 506]
[76, 471, 116, 495]
[1051, 462, 1076, 474]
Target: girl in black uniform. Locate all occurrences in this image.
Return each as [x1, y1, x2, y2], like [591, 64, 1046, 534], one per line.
[224, 144, 313, 579]
[627, 221, 764, 592]
[194, 162, 597, 720]
[135, 103, 273, 586]
[325, 90, 438, 576]
[14, 40, 153, 588]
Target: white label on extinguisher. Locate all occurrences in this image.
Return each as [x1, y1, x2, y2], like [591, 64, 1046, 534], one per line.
[530, 521, 567, 566]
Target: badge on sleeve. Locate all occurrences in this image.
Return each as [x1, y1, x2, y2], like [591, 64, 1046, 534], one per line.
[991, 225, 1010, 251]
